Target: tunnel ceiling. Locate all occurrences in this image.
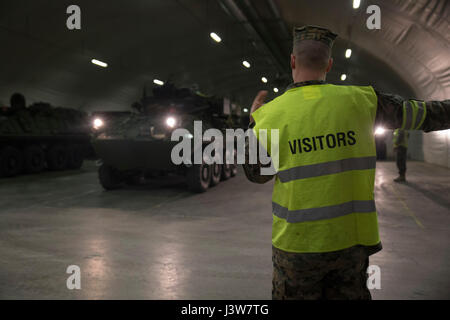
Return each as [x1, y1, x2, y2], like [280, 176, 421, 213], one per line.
[0, 0, 448, 112]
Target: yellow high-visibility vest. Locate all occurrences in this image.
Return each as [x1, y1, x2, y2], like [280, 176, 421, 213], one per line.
[393, 129, 409, 148]
[252, 84, 380, 253]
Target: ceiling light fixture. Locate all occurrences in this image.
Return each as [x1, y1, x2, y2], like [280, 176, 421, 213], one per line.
[273, 87, 279, 93]
[345, 49, 352, 58]
[153, 79, 164, 86]
[242, 60, 251, 68]
[210, 32, 222, 43]
[353, 0, 361, 9]
[91, 59, 107, 68]
[341, 74, 347, 81]
[261, 77, 268, 83]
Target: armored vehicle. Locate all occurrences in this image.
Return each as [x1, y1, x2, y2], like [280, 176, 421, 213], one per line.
[92, 84, 242, 192]
[0, 93, 91, 177]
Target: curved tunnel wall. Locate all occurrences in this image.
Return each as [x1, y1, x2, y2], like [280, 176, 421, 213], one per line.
[277, 0, 449, 167]
[355, 0, 450, 168]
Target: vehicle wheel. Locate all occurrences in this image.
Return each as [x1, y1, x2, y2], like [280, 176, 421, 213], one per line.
[98, 164, 123, 190]
[230, 164, 238, 177]
[24, 145, 45, 173]
[46, 145, 68, 170]
[0, 146, 24, 177]
[126, 173, 144, 185]
[66, 144, 84, 169]
[230, 148, 238, 177]
[210, 163, 222, 186]
[186, 163, 211, 193]
[221, 164, 231, 180]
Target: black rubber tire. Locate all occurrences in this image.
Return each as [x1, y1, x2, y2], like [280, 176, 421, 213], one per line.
[0, 146, 24, 177]
[98, 164, 123, 190]
[46, 145, 68, 170]
[221, 164, 232, 180]
[210, 163, 222, 186]
[186, 163, 211, 193]
[126, 174, 144, 186]
[24, 145, 45, 174]
[66, 144, 84, 170]
[230, 164, 238, 177]
[230, 148, 238, 177]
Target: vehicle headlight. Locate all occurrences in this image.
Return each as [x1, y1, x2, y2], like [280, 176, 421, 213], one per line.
[374, 126, 385, 136]
[165, 116, 176, 128]
[93, 118, 104, 130]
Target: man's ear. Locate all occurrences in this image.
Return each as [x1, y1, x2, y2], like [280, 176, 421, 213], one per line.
[290, 54, 296, 70]
[326, 58, 333, 73]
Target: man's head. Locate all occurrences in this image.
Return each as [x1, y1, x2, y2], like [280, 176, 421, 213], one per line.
[10, 92, 26, 110]
[291, 25, 337, 82]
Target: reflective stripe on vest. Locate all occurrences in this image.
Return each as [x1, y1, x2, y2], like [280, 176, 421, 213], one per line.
[272, 200, 376, 223]
[401, 100, 427, 130]
[252, 84, 380, 253]
[277, 156, 376, 183]
[393, 129, 408, 148]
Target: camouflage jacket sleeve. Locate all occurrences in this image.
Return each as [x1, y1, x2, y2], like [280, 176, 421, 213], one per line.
[375, 91, 450, 132]
[242, 122, 274, 184]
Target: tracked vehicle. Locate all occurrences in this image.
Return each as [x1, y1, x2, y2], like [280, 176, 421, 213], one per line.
[0, 94, 91, 177]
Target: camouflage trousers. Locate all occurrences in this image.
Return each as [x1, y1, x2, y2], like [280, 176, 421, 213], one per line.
[272, 246, 371, 300]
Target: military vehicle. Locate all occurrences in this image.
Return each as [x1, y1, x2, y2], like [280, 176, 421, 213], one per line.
[92, 83, 243, 192]
[0, 93, 91, 177]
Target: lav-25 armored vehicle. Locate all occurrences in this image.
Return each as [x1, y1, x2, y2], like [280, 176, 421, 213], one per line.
[0, 93, 91, 177]
[92, 83, 243, 192]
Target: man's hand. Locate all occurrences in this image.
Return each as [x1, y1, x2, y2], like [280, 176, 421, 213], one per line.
[249, 90, 268, 124]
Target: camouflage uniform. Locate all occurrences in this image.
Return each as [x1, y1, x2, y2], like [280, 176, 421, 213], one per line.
[243, 25, 450, 300]
[293, 25, 337, 47]
[393, 129, 409, 178]
[272, 246, 370, 300]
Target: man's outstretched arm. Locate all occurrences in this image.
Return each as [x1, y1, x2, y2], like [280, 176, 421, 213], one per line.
[375, 91, 450, 131]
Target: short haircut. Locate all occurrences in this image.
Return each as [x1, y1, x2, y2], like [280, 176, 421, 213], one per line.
[10, 93, 26, 109]
[293, 40, 331, 72]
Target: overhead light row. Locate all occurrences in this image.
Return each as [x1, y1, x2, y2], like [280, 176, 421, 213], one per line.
[209, 31, 279, 94]
[210, 32, 222, 43]
[91, 59, 107, 68]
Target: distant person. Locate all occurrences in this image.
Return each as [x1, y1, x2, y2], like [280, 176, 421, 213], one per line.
[243, 25, 450, 300]
[393, 129, 409, 182]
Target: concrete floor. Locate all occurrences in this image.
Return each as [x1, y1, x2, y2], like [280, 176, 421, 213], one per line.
[0, 161, 449, 299]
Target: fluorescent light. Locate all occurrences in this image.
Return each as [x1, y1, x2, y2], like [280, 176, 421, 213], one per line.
[273, 87, 279, 93]
[341, 74, 347, 81]
[210, 32, 222, 43]
[261, 77, 268, 83]
[153, 79, 164, 86]
[242, 60, 251, 68]
[353, 0, 361, 9]
[91, 59, 107, 68]
[345, 49, 352, 59]
[243, 108, 249, 113]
